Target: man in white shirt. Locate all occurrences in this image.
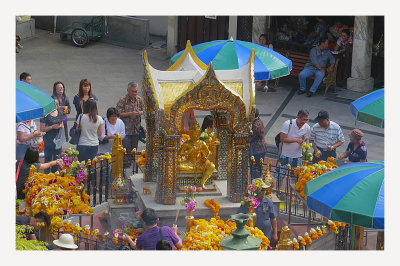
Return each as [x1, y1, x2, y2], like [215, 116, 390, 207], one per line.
[275, 109, 311, 183]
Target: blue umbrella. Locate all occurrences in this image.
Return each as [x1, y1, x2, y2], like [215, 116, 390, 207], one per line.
[350, 88, 384, 128]
[16, 80, 56, 122]
[305, 161, 384, 248]
[170, 39, 292, 81]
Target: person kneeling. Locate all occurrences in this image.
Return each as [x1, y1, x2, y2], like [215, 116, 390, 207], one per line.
[122, 208, 182, 250]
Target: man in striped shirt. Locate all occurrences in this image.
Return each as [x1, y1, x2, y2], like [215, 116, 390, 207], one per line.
[310, 110, 345, 163]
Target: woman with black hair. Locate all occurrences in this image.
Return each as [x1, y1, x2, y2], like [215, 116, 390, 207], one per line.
[52, 81, 71, 141]
[250, 108, 267, 180]
[200, 115, 214, 133]
[16, 147, 61, 199]
[98, 107, 126, 155]
[40, 99, 63, 174]
[76, 99, 103, 162]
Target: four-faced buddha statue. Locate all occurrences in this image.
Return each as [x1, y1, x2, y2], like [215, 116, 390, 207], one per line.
[177, 121, 215, 189]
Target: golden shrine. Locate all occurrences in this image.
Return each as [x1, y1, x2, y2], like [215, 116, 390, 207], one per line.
[141, 40, 257, 205]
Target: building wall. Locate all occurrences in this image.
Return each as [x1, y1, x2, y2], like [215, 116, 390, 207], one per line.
[137, 16, 168, 37]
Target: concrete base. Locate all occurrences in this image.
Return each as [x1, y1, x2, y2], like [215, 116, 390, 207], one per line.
[347, 76, 374, 93]
[130, 173, 281, 231]
[107, 200, 137, 231]
[131, 173, 241, 230]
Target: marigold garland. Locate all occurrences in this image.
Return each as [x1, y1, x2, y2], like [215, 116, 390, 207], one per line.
[294, 159, 338, 200]
[23, 171, 93, 217]
[204, 199, 221, 216]
[182, 217, 271, 250]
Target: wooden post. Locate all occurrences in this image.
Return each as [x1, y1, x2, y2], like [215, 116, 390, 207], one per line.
[352, 225, 364, 250]
[376, 231, 384, 250]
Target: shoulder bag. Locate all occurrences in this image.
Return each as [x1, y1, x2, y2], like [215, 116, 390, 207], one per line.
[99, 118, 109, 144]
[275, 119, 293, 156]
[69, 114, 82, 145]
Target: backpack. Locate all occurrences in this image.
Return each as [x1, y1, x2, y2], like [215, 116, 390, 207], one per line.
[274, 119, 293, 155]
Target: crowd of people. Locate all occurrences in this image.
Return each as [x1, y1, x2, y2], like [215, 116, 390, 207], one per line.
[15, 72, 144, 198]
[250, 108, 367, 183]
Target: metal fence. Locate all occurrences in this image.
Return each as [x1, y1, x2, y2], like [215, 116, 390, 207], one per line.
[83, 153, 138, 208]
[249, 162, 324, 225]
[54, 230, 131, 250]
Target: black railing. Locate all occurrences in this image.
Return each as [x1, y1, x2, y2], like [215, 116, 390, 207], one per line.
[249, 162, 324, 224]
[83, 153, 138, 208]
[335, 225, 350, 250]
[55, 231, 131, 250]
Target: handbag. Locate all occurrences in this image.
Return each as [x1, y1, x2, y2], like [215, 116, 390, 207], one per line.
[69, 114, 82, 145]
[53, 126, 66, 150]
[99, 118, 109, 145]
[138, 117, 146, 143]
[18, 122, 44, 152]
[139, 125, 146, 143]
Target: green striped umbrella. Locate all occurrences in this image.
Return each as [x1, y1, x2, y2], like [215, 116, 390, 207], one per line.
[305, 161, 384, 247]
[16, 80, 56, 122]
[350, 88, 384, 128]
[170, 39, 292, 80]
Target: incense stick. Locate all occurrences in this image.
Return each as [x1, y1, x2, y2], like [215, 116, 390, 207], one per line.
[174, 209, 180, 224]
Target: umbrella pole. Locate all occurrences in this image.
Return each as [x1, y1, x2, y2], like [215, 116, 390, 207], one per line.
[349, 215, 353, 249]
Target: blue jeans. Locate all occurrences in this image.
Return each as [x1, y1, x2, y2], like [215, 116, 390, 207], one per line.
[250, 153, 265, 181]
[298, 68, 325, 93]
[44, 141, 61, 174]
[77, 145, 98, 163]
[275, 155, 302, 189]
[16, 144, 29, 160]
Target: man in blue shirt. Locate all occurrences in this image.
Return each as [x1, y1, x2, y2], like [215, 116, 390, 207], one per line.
[310, 110, 345, 163]
[298, 35, 335, 97]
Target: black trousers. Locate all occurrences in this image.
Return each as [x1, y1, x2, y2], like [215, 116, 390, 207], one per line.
[122, 134, 139, 168]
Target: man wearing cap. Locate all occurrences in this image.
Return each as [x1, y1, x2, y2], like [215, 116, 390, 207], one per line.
[310, 110, 345, 162]
[338, 129, 367, 163]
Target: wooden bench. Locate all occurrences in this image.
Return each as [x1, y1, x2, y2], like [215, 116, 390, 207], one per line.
[273, 48, 340, 96]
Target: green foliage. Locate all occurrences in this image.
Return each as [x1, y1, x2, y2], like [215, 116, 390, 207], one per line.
[16, 225, 48, 251]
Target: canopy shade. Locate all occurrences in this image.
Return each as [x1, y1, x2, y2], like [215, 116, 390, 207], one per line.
[16, 80, 56, 122]
[350, 88, 384, 128]
[170, 39, 292, 81]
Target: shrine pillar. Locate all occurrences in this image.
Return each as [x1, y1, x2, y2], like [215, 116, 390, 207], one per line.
[347, 16, 375, 93]
[144, 112, 156, 182]
[155, 135, 180, 205]
[228, 133, 251, 202]
[212, 109, 230, 180]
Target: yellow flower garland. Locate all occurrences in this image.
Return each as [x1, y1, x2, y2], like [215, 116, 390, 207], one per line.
[182, 217, 271, 250]
[23, 171, 93, 217]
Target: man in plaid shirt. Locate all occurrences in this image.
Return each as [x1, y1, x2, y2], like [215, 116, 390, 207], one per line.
[116, 82, 144, 168]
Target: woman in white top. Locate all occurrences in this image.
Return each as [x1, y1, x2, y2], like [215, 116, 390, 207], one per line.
[77, 99, 103, 163]
[98, 107, 126, 154]
[16, 120, 44, 160]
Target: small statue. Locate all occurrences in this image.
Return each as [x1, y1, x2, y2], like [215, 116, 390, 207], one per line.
[178, 121, 215, 189]
[202, 127, 220, 165]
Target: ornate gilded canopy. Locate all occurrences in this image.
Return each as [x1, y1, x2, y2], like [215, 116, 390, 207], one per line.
[142, 40, 257, 134]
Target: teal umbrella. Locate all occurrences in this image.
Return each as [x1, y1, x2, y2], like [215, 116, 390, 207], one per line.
[350, 88, 384, 128]
[305, 161, 384, 248]
[16, 80, 56, 122]
[170, 39, 292, 80]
